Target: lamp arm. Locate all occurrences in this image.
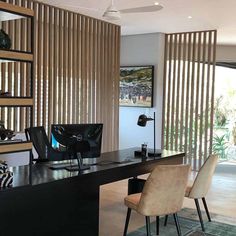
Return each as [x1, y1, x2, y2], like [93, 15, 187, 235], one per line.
[153, 112, 156, 155]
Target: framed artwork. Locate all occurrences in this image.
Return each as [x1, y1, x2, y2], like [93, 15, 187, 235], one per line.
[119, 65, 154, 107]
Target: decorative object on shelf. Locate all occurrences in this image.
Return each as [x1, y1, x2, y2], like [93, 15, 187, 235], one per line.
[136, 112, 162, 157]
[0, 29, 11, 49]
[0, 120, 15, 140]
[119, 65, 154, 107]
[0, 160, 13, 188]
[0, 90, 11, 97]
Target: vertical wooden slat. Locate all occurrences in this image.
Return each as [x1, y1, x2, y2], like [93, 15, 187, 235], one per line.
[37, 3, 43, 126]
[193, 32, 202, 170]
[48, 6, 54, 132]
[80, 16, 85, 122]
[165, 34, 173, 149]
[170, 34, 177, 150]
[63, 10, 68, 124]
[32, 2, 37, 126]
[103, 22, 109, 151]
[204, 31, 212, 161]
[58, 9, 63, 124]
[179, 33, 187, 152]
[68, 12, 72, 124]
[184, 33, 192, 161]
[199, 32, 207, 167]
[161, 34, 168, 149]
[76, 14, 82, 124]
[111, 25, 115, 148]
[72, 13, 77, 124]
[42, 5, 48, 129]
[53, 8, 58, 124]
[91, 19, 96, 123]
[87, 18, 92, 123]
[19, 2, 24, 131]
[107, 24, 112, 150]
[174, 34, 182, 150]
[209, 31, 217, 154]
[189, 32, 196, 166]
[84, 17, 89, 122]
[96, 21, 101, 123]
[8, 18, 13, 129]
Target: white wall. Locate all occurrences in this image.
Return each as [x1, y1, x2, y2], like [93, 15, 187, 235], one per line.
[119, 33, 165, 150]
[216, 45, 236, 61]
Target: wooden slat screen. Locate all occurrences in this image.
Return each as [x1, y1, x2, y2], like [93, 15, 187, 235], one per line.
[0, 0, 120, 152]
[162, 30, 217, 170]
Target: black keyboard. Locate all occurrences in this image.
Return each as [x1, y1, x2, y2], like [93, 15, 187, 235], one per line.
[95, 159, 133, 166]
[49, 163, 77, 170]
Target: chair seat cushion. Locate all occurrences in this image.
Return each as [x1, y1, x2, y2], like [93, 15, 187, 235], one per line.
[124, 193, 141, 211]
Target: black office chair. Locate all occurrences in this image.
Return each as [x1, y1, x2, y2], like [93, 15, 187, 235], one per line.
[25, 126, 69, 162]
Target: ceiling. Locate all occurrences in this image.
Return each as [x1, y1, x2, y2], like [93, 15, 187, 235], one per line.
[39, 0, 236, 45]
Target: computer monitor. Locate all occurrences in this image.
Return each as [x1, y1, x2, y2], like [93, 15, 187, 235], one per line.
[51, 123, 103, 171]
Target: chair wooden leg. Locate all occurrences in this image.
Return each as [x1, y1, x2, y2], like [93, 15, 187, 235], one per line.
[194, 199, 205, 232]
[145, 216, 151, 236]
[173, 213, 182, 236]
[156, 216, 159, 235]
[164, 215, 168, 226]
[202, 197, 211, 222]
[123, 208, 131, 236]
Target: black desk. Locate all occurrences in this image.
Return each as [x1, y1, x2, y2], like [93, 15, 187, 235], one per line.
[0, 148, 184, 236]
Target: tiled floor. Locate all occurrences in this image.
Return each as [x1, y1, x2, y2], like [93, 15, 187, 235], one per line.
[99, 163, 236, 236]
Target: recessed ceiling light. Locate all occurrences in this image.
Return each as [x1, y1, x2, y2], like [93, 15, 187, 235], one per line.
[188, 16, 192, 19]
[154, 2, 159, 5]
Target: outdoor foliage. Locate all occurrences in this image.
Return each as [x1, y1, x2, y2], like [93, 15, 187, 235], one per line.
[212, 134, 229, 160]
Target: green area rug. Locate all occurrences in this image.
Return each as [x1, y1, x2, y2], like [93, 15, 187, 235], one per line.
[127, 208, 236, 236]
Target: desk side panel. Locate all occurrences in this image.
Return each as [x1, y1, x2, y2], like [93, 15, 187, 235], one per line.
[0, 175, 100, 236]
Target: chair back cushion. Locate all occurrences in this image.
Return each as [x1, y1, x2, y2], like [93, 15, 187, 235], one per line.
[25, 126, 49, 160]
[188, 154, 218, 199]
[25, 126, 68, 162]
[137, 164, 190, 216]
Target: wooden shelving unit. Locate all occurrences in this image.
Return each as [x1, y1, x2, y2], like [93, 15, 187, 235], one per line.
[0, 97, 33, 106]
[0, 1, 34, 186]
[0, 141, 32, 154]
[0, 1, 34, 19]
[0, 49, 33, 62]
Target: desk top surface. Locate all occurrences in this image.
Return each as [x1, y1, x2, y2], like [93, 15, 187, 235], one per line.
[10, 147, 185, 189]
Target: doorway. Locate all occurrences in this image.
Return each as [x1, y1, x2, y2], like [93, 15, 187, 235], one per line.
[214, 63, 236, 164]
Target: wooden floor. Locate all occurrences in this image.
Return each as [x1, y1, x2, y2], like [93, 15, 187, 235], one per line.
[99, 164, 236, 236]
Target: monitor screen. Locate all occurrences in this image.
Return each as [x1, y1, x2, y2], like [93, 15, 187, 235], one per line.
[51, 123, 103, 159]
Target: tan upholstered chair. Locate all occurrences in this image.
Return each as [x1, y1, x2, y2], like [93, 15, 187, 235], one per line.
[164, 154, 218, 232]
[186, 154, 218, 231]
[123, 164, 190, 236]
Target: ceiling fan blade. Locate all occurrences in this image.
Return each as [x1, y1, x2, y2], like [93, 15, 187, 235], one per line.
[56, 3, 100, 12]
[120, 5, 163, 14]
[77, 6, 100, 12]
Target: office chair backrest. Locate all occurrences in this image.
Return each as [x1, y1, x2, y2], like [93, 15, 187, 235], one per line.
[25, 126, 50, 161]
[137, 164, 190, 216]
[188, 154, 218, 199]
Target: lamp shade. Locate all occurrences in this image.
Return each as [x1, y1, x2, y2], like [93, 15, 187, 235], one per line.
[137, 114, 154, 127]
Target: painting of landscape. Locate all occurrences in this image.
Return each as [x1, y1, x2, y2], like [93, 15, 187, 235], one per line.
[119, 66, 154, 107]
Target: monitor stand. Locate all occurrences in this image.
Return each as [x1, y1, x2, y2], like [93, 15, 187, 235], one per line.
[65, 152, 90, 172]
